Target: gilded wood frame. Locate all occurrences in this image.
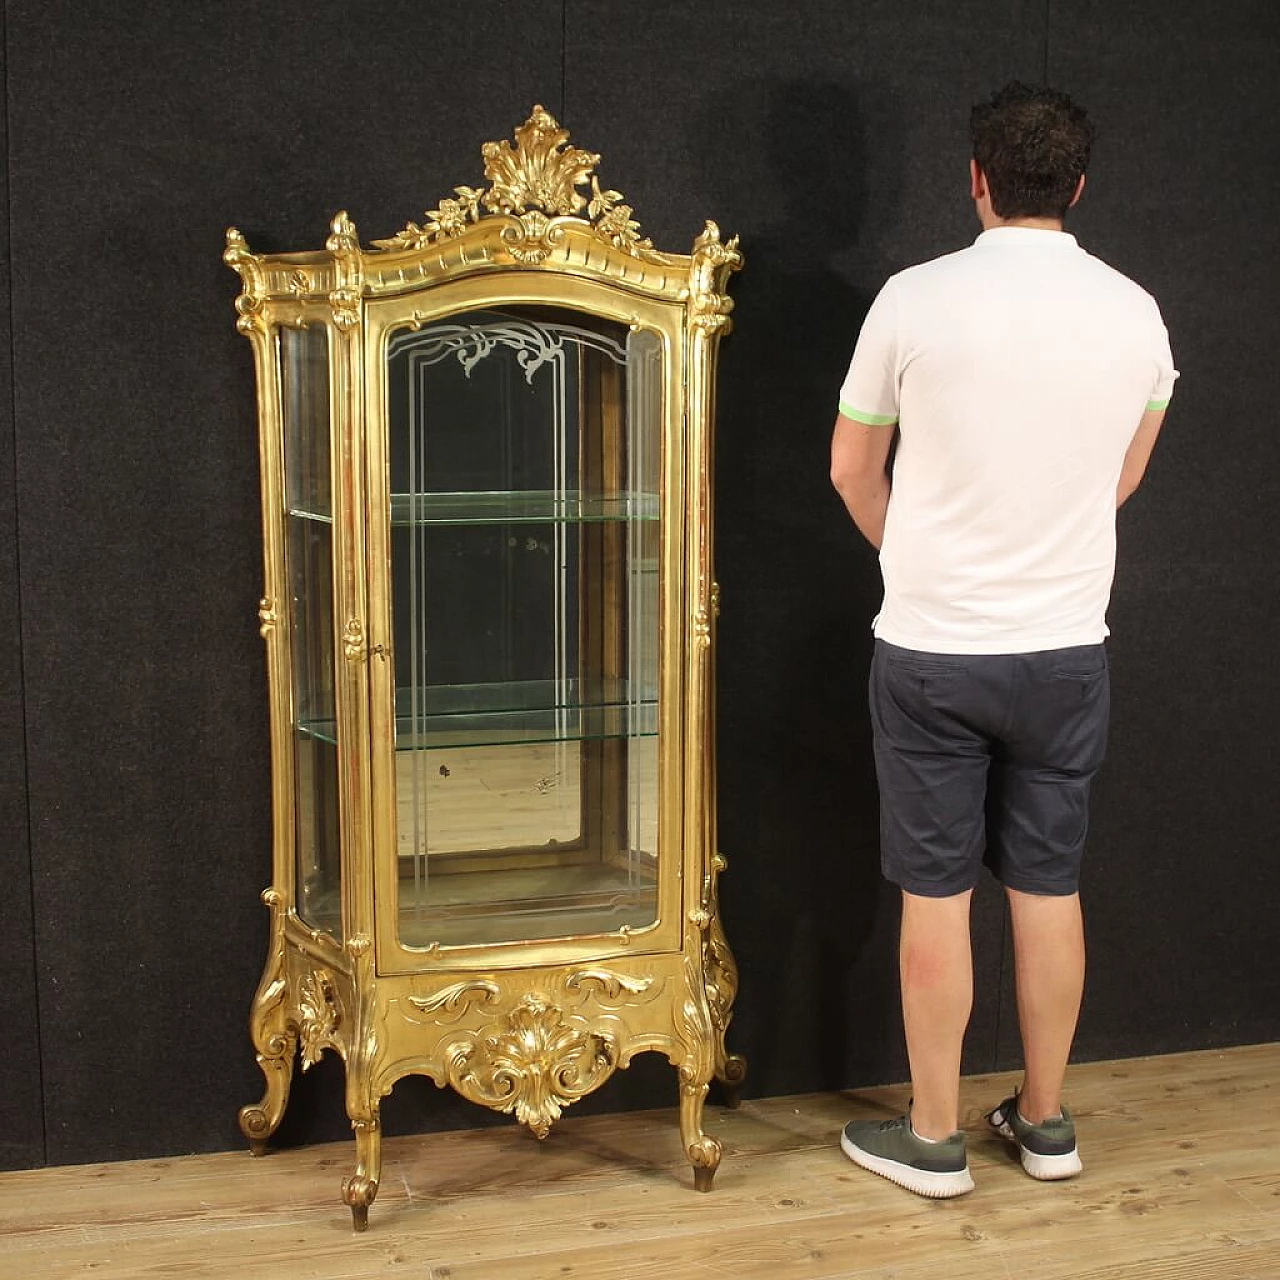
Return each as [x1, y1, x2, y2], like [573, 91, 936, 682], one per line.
[226, 107, 742, 1230]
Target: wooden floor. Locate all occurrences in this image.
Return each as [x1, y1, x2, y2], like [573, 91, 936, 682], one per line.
[2, 1044, 1277, 1280]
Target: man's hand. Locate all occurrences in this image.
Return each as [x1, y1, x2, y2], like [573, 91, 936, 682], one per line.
[831, 412, 897, 549]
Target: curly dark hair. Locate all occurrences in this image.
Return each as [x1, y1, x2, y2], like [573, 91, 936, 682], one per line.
[970, 82, 1096, 220]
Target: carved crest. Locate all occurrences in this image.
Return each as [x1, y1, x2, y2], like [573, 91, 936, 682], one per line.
[373, 106, 654, 258]
[482, 106, 597, 216]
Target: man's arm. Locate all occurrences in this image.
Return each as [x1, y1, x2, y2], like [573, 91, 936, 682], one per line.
[831, 412, 897, 549]
[1117, 405, 1167, 508]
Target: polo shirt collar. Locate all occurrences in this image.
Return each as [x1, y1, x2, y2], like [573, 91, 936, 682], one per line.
[975, 226, 1078, 249]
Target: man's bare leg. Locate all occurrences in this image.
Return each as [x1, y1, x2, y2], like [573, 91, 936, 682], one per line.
[1007, 888, 1085, 1123]
[900, 889, 974, 1140]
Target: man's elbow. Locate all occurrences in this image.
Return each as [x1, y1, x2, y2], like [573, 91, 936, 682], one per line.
[830, 451, 869, 501]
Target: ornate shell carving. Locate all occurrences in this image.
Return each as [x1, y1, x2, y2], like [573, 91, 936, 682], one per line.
[481, 106, 598, 216]
[373, 106, 655, 258]
[444, 997, 617, 1138]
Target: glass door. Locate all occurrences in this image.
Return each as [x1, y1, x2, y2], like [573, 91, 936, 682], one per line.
[382, 306, 663, 948]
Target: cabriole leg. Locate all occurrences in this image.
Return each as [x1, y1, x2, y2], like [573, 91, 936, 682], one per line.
[239, 1041, 297, 1156]
[342, 1113, 382, 1232]
[239, 888, 295, 1156]
[680, 1065, 722, 1192]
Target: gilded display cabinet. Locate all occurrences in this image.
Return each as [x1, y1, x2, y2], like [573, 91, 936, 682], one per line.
[225, 107, 743, 1229]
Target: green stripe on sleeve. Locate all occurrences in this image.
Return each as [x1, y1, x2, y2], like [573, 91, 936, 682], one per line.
[1146, 397, 1171, 412]
[838, 400, 898, 426]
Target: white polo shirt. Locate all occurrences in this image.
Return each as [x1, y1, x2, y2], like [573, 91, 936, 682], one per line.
[839, 226, 1177, 654]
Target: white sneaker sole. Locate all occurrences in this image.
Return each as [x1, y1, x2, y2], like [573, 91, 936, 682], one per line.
[990, 1114, 1083, 1180]
[840, 1130, 975, 1198]
[1020, 1147, 1083, 1180]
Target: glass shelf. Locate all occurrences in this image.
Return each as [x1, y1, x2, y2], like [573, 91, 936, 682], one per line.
[287, 494, 657, 528]
[301, 677, 656, 751]
[306, 871, 658, 949]
[389, 490, 658, 527]
[288, 492, 657, 526]
[287, 507, 333, 525]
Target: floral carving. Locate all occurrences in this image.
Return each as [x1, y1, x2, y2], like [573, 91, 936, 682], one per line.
[297, 969, 342, 1070]
[587, 177, 653, 253]
[372, 186, 483, 251]
[445, 997, 616, 1138]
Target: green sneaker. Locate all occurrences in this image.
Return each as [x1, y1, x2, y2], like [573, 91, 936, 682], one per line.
[840, 1115, 975, 1198]
[986, 1096, 1083, 1180]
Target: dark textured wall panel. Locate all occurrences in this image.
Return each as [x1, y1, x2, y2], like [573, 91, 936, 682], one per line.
[994, 1, 1280, 1069]
[8, 1, 562, 1165]
[0, 6, 46, 1172]
[4, 0, 1276, 1173]
[567, 0, 1049, 1099]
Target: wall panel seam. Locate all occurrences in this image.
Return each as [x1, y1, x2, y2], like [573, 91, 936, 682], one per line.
[1043, 0, 1051, 82]
[3, 0, 49, 1168]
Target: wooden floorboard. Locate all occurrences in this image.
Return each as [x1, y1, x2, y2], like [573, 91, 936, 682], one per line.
[1, 1044, 1276, 1280]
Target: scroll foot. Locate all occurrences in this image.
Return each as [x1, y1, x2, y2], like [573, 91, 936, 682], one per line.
[680, 1072, 722, 1194]
[716, 1052, 748, 1110]
[238, 1049, 294, 1156]
[342, 1116, 381, 1231]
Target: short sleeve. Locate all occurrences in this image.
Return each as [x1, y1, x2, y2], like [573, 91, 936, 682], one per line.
[838, 279, 900, 426]
[1146, 302, 1178, 411]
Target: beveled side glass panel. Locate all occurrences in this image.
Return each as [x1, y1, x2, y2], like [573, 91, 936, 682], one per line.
[280, 325, 341, 938]
[385, 307, 662, 947]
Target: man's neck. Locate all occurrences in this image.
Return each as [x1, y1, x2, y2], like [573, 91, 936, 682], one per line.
[980, 212, 1066, 233]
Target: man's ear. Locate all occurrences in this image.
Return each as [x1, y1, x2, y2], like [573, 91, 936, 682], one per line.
[970, 158, 986, 201]
[1069, 173, 1087, 208]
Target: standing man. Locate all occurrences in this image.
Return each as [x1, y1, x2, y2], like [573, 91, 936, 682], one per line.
[831, 82, 1176, 1198]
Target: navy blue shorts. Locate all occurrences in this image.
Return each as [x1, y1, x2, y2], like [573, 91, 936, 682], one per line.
[869, 639, 1110, 898]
